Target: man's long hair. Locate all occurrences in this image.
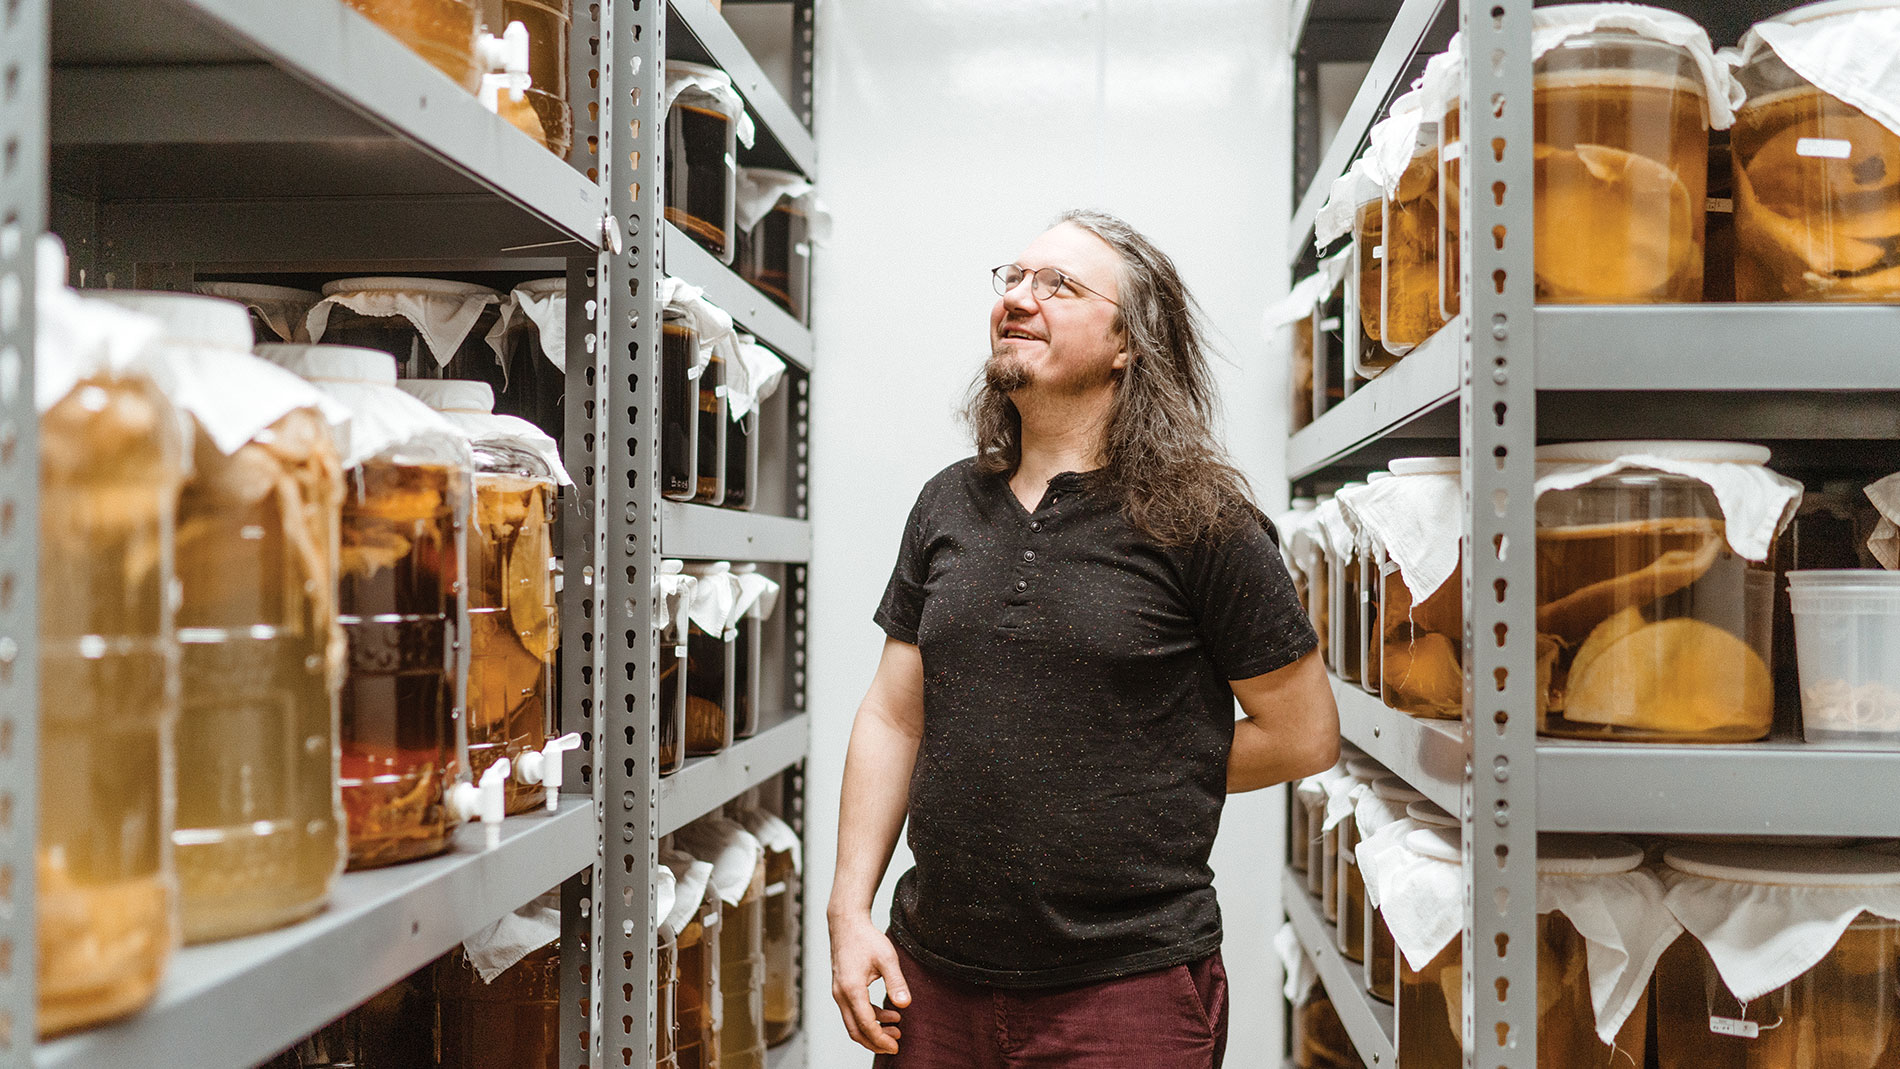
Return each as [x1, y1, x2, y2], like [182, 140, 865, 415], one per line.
[965, 209, 1253, 546]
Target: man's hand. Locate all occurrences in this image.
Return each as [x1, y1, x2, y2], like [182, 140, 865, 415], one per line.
[829, 910, 910, 1055]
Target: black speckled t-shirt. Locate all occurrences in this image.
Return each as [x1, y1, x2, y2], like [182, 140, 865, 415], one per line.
[874, 457, 1318, 988]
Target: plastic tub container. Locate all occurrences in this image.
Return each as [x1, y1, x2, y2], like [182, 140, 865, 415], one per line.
[1774, 486, 1881, 735]
[1788, 570, 1900, 746]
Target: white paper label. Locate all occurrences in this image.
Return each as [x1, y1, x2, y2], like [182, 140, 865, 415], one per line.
[1443, 141, 1464, 163]
[1709, 1016, 1761, 1039]
[1372, 245, 1384, 259]
[704, 910, 720, 928]
[1706, 197, 1734, 213]
[1796, 137, 1852, 160]
[764, 881, 788, 896]
[1318, 317, 1342, 331]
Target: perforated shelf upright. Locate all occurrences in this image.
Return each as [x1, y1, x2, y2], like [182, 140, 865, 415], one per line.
[1279, 0, 1900, 1065]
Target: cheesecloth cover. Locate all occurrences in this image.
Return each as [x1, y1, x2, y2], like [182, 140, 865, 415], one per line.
[675, 818, 765, 908]
[1863, 470, 1900, 568]
[396, 378, 572, 486]
[305, 277, 501, 370]
[739, 808, 802, 876]
[461, 890, 560, 983]
[1734, 1, 1900, 138]
[1533, 3, 1742, 129]
[255, 343, 471, 470]
[665, 60, 758, 149]
[1336, 458, 1462, 605]
[1275, 922, 1319, 1001]
[657, 559, 699, 642]
[1533, 441, 1804, 561]
[659, 275, 739, 381]
[684, 560, 742, 641]
[662, 848, 717, 935]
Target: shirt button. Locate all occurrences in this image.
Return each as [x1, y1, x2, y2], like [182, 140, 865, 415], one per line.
[1030, 521, 1043, 532]
[1014, 579, 1028, 592]
[1023, 549, 1036, 562]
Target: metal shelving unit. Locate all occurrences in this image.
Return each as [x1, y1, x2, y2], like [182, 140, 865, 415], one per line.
[10, 0, 817, 1065]
[1280, 0, 1900, 1065]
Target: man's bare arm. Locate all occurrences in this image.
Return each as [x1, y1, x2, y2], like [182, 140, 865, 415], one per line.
[1227, 648, 1340, 793]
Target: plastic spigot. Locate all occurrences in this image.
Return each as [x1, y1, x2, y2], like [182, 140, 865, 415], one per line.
[475, 22, 533, 109]
[515, 732, 584, 812]
[448, 758, 514, 850]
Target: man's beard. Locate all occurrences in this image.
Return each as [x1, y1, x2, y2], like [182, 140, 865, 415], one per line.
[985, 345, 1030, 393]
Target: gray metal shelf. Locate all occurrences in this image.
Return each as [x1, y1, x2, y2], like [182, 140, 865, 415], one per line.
[660, 502, 814, 563]
[659, 712, 811, 837]
[34, 804, 597, 1069]
[1282, 868, 1395, 1068]
[664, 221, 815, 370]
[668, 0, 818, 177]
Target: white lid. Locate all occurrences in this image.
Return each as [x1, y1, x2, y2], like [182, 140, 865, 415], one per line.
[322, 276, 500, 299]
[1389, 456, 1460, 476]
[1345, 756, 1390, 781]
[257, 343, 397, 385]
[740, 166, 806, 185]
[1407, 799, 1459, 828]
[1787, 569, 1900, 590]
[1371, 775, 1426, 805]
[1539, 834, 1643, 876]
[194, 281, 321, 303]
[1407, 825, 1462, 864]
[1366, 471, 1392, 483]
[1534, 440, 1771, 465]
[398, 378, 495, 414]
[91, 291, 252, 352]
[516, 276, 565, 299]
[1664, 843, 1900, 887]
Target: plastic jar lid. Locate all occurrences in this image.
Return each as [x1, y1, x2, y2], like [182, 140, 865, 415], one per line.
[516, 277, 566, 298]
[92, 290, 252, 351]
[1371, 775, 1426, 805]
[1407, 799, 1459, 828]
[1533, 440, 1771, 465]
[1788, 569, 1900, 591]
[256, 343, 398, 386]
[1787, 570, 1900, 613]
[1664, 843, 1900, 887]
[1407, 825, 1462, 864]
[1346, 756, 1391, 782]
[398, 378, 494, 415]
[1389, 457, 1460, 476]
[194, 281, 320, 303]
[321, 276, 500, 299]
[1538, 834, 1643, 876]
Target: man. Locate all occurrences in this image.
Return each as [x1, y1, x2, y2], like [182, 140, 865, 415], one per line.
[829, 209, 1339, 1067]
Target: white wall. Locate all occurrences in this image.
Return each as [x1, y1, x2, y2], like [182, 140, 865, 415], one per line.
[805, 2, 1297, 1063]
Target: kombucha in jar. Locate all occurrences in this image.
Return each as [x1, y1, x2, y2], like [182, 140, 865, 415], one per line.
[665, 62, 740, 263]
[36, 363, 185, 1037]
[1536, 835, 1656, 1069]
[740, 807, 801, 1047]
[1352, 199, 1384, 345]
[1303, 778, 1331, 898]
[1291, 976, 1358, 1068]
[1367, 907, 1397, 1003]
[684, 563, 738, 757]
[344, 0, 480, 91]
[309, 277, 503, 389]
[438, 941, 561, 1069]
[1329, 491, 1365, 686]
[491, 277, 568, 440]
[662, 307, 699, 503]
[1301, 502, 1332, 671]
[659, 561, 695, 775]
[736, 168, 813, 322]
[1398, 939, 1463, 1068]
[657, 916, 680, 1069]
[1334, 756, 1388, 958]
[1532, 28, 1710, 303]
[1381, 561, 1463, 720]
[718, 853, 768, 1069]
[1439, 102, 1463, 321]
[1379, 136, 1444, 357]
[1535, 444, 1778, 743]
[1360, 538, 1383, 698]
[1290, 778, 1317, 875]
[691, 348, 727, 506]
[664, 853, 725, 1069]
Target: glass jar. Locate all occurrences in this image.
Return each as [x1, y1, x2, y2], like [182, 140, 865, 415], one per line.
[344, 0, 480, 91]
[1303, 773, 1333, 898]
[1734, 3, 1900, 302]
[1302, 498, 1333, 671]
[97, 292, 347, 945]
[1380, 118, 1444, 357]
[1290, 776, 1317, 875]
[505, 0, 572, 157]
[685, 563, 737, 757]
[660, 560, 692, 775]
[693, 344, 728, 507]
[730, 564, 768, 739]
[261, 965, 437, 1068]
[673, 862, 724, 1069]
[721, 343, 758, 513]
[1335, 756, 1389, 961]
[36, 356, 185, 1036]
[1656, 844, 1900, 1069]
[1353, 192, 1383, 347]
[1359, 494, 1387, 699]
[438, 942, 561, 1069]
[312, 277, 503, 388]
[716, 847, 767, 1069]
[666, 62, 740, 264]
[193, 281, 320, 344]
[1533, 23, 1711, 302]
[1536, 443, 1776, 742]
[1395, 828, 1463, 1068]
[1291, 969, 1358, 1068]
[1359, 776, 1426, 1003]
[1434, 54, 1465, 323]
[736, 168, 812, 323]
[662, 306, 700, 503]
[1290, 312, 1315, 433]
[743, 809, 800, 1047]
[1330, 486, 1366, 686]
[1379, 458, 1465, 720]
[1536, 835, 1653, 1069]
[493, 277, 567, 439]
[658, 912, 680, 1069]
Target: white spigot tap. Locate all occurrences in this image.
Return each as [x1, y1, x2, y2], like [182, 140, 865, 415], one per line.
[475, 21, 533, 111]
[448, 758, 514, 850]
[515, 732, 584, 812]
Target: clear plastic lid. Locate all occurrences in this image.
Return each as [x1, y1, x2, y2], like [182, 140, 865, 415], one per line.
[1371, 775, 1426, 805]
[1664, 843, 1900, 887]
[1538, 834, 1643, 876]
[1407, 799, 1458, 828]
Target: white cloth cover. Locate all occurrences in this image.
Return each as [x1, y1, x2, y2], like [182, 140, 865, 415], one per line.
[255, 343, 470, 469]
[1540, 857, 1681, 1043]
[1421, 35, 1466, 122]
[657, 865, 677, 935]
[659, 276, 739, 382]
[1371, 89, 1429, 198]
[738, 807, 802, 875]
[1662, 846, 1900, 1002]
[1262, 271, 1331, 338]
[1336, 470, 1463, 606]
[675, 818, 765, 908]
[193, 282, 320, 343]
[396, 378, 572, 486]
[1275, 922, 1319, 1002]
[730, 563, 781, 623]
[461, 890, 561, 983]
[727, 333, 787, 422]
[1322, 771, 1363, 834]
[664, 60, 758, 149]
[1533, 444, 1803, 561]
[1380, 827, 1465, 972]
[684, 561, 742, 640]
[657, 559, 699, 642]
[484, 278, 567, 375]
[1736, 4, 1900, 138]
[305, 277, 501, 370]
[1312, 496, 1358, 560]
[1864, 472, 1900, 569]
[1315, 159, 1385, 247]
[1356, 816, 1425, 910]
[1533, 3, 1742, 129]
[737, 167, 814, 234]
[662, 850, 717, 934]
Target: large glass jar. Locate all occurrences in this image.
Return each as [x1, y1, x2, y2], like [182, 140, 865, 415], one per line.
[438, 941, 561, 1069]
[1380, 118, 1444, 357]
[1656, 844, 1900, 1069]
[1536, 835, 1654, 1069]
[1330, 485, 1367, 686]
[692, 345, 728, 506]
[662, 306, 700, 503]
[344, 0, 480, 91]
[1358, 776, 1425, 1004]
[685, 563, 737, 757]
[1300, 498, 1333, 671]
[739, 804, 801, 1047]
[718, 848, 767, 1069]
[666, 62, 740, 264]
[1290, 775, 1318, 875]
[1358, 479, 1389, 699]
[1536, 444, 1777, 742]
[1291, 966, 1359, 1068]
[493, 277, 568, 440]
[736, 168, 812, 323]
[1353, 190, 1383, 347]
[1334, 756, 1389, 961]
[1395, 829, 1464, 1069]
[36, 340, 186, 1036]
[505, 0, 572, 158]
[1734, 3, 1900, 302]
[1302, 772, 1334, 898]
[1533, 22, 1711, 302]
[730, 564, 764, 738]
[1379, 458, 1465, 720]
[1432, 47, 1465, 323]
[667, 854, 724, 1069]
[659, 561, 693, 776]
[193, 281, 319, 344]
[310, 277, 503, 388]
[97, 292, 347, 945]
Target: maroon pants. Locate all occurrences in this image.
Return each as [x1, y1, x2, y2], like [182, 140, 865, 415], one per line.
[873, 943, 1227, 1068]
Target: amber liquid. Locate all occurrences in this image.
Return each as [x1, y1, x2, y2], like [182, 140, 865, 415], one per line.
[662, 322, 697, 501]
[1334, 547, 1362, 685]
[174, 409, 346, 943]
[1360, 552, 1382, 698]
[468, 473, 556, 815]
[738, 203, 808, 320]
[666, 103, 733, 259]
[1539, 911, 1649, 1069]
[1293, 987, 1358, 1069]
[1382, 564, 1464, 720]
[686, 627, 733, 756]
[1734, 86, 1900, 302]
[721, 861, 768, 1069]
[724, 410, 753, 512]
[1655, 918, 1900, 1068]
[677, 884, 724, 1069]
[339, 460, 463, 869]
[1304, 794, 1327, 898]
[438, 942, 561, 1069]
[1337, 820, 1366, 962]
[345, 0, 479, 91]
[37, 376, 181, 1037]
[761, 843, 800, 1046]
[1398, 941, 1462, 1068]
[504, 0, 572, 157]
[1534, 72, 1707, 303]
[1290, 786, 1311, 874]
[1322, 824, 1340, 923]
[1537, 518, 1772, 742]
[1382, 147, 1444, 356]
[691, 353, 725, 505]
[733, 613, 758, 738]
[1440, 104, 1463, 321]
[1308, 546, 1331, 670]
[1354, 201, 1384, 342]
[658, 925, 680, 1069]
[660, 645, 686, 775]
[1369, 907, 1396, 1003]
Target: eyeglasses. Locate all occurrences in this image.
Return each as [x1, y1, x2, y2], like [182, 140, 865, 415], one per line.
[991, 263, 1119, 306]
